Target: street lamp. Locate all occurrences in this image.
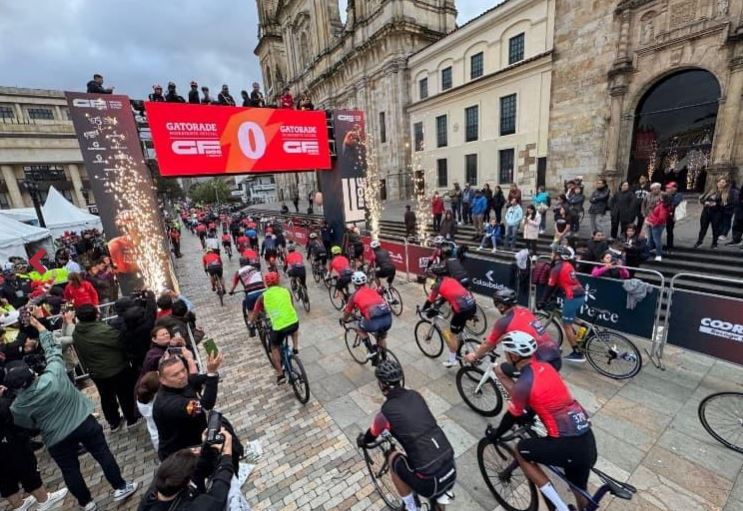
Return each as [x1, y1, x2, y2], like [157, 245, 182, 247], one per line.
[20, 180, 46, 227]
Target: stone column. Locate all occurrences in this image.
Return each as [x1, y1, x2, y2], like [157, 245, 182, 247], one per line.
[67, 164, 86, 207]
[708, 56, 743, 186]
[603, 84, 627, 190]
[1, 165, 24, 208]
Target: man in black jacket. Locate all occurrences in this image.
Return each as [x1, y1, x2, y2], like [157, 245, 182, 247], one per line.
[187, 82, 200, 104]
[165, 82, 185, 103]
[86, 74, 113, 94]
[119, 291, 157, 372]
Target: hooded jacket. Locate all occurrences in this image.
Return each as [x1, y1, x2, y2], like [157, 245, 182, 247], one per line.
[72, 320, 129, 380]
[588, 186, 610, 215]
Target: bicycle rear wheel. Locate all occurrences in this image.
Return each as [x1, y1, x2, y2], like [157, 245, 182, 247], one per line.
[535, 312, 563, 347]
[414, 320, 444, 358]
[699, 392, 743, 454]
[288, 355, 310, 404]
[477, 438, 538, 511]
[217, 288, 225, 307]
[328, 286, 345, 311]
[362, 446, 402, 510]
[584, 330, 642, 380]
[378, 347, 405, 388]
[345, 330, 368, 365]
[465, 304, 488, 336]
[456, 367, 503, 417]
[386, 287, 403, 317]
[312, 267, 322, 283]
[301, 287, 311, 313]
[259, 325, 273, 364]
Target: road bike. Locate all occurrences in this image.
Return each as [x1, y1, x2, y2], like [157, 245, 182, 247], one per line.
[478, 424, 635, 511]
[311, 257, 329, 286]
[422, 275, 488, 336]
[340, 317, 405, 385]
[255, 312, 274, 364]
[327, 276, 351, 311]
[535, 305, 642, 380]
[222, 242, 233, 259]
[414, 306, 481, 367]
[365, 264, 404, 317]
[698, 391, 743, 454]
[360, 431, 455, 511]
[208, 269, 226, 307]
[289, 273, 311, 313]
[456, 352, 509, 417]
[277, 337, 310, 404]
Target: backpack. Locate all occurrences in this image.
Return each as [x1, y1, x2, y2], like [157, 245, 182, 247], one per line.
[531, 260, 551, 285]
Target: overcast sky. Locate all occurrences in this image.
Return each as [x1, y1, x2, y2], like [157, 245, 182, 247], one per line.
[0, 0, 504, 98]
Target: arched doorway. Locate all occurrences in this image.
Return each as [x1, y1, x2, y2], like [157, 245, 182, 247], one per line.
[628, 69, 720, 192]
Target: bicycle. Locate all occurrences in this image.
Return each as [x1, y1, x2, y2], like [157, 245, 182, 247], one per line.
[327, 276, 350, 311]
[289, 273, 311, 313]
[698, 391, 743, 454]
[223, 243, 233, 259]
[422, 274, 487, 336]
[276, 337, 310, 404]
[477, 423, 635, 511]
[414, 305, 481, 366]
[365, 264, 404, 317]
[456, 352, 508, 417]
[254, 311, 274, 364]
[340, 318, 405, 386]
[208, 271, 226, 307]
[360, 431, 455, 511]
[535, 305, 642, 380]
[311, 257, 329, 286]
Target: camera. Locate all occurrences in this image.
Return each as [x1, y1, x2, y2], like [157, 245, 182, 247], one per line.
[166, 347, 182, 355]
[204, 410, 225, 446]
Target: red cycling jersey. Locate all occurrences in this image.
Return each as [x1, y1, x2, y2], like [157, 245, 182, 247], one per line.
[221, 233, 231, 243]
[427, 276, 475, 313]
[202, 252, 222, 268]
[285, 251, 304, 267]
[345, 286, 388, 320]
[241, 248, 258, 261]
[331, 255, 352, 275]
[548, 261, 585, 299]
[486, 307, 560, 362]
[236, 235, 249, 248]
[196, 224, 206, 233]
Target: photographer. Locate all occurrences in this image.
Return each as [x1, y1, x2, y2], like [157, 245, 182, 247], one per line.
[119, 290, 157, 372]
[138, 428, 234, 511]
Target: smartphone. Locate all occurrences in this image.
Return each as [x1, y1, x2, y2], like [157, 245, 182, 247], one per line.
[18, 306, 31, 327]
[203, 338, 219, 357]
[167, 347, 183, 355]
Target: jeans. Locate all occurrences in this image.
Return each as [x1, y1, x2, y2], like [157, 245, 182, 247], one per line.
[666, 218, 676, 249]
[648, 225, 665, 257]
[697, 208, 723, 246]
[472, 214, 484, 234]
[91, 367, 138, 428]
[47, 415, 126, 506]
[589, 213, 607, 234]
[494, 207, 503, 224]
[462, 203, 471, 224]
[722, 212, 734, 236]
[506, 225, 518, 249]
[479, 232, 499, 250]
[433, 213, 442, 232]
[451, 201, 461, 222]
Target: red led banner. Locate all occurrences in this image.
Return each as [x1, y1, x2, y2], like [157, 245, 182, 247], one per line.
[145, 103, 331, 176]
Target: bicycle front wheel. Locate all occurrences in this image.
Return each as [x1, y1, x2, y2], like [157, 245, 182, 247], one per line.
[414, 320, 444, 358]
[465, 304, 488, 336]
[584, 330, 642, 380]
[312, 267, 322, 283]
[699, 392, 743, 454]
[477, 438, 538, 511]
[328, 286, 345, 311]
[288, 355, 310, 404]
[386, 287, 403, 317]
[456, 367, 503, 417]
[344, 330, 368, 365]
[535, 311, 563, 347]
[362, 446, 402, 510]
[260, 330, 273, 364]
[457, 338, 481, 369]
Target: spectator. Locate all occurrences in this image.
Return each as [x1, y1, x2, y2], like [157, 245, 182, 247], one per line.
[471, 190, 488, 238]
[552, 205, 573, 249]
[640, 182, 663, 237]
[695, 177, 728, 248]
[279, 87, 294, 109]
[8, 316, 138, 510]
[482, 183, 494, 221]
[461, 183, 473, 225]
[149, 84, 165, 102]
[505, 198, 524, 249]
[565, 180, 585, 234]
[477, 219, 503, 253]
[280, 203, 289, 214]
[163, 299, 198, 340]
[449, 182, 462, 223]
[591, 251, 630, 279]
[169, 227, 182, 258]
[664, 181, 683, 252]
[432, 192, 444, 231]
[507, 183, 522, 205]
[240, 90, 250, 107]
[58, 250, 81, 274]
[297, 92, 314, 110]
[63, 272, 99, 307]
[250, 82, 265, 107]
[136, 371, 160, 451]
[533, 186, 551, 233]
[726, 185, 743, 247]
[492, 185, 507, 224]
[120, 290, 157, 372]
[86, 74, 113, 94]
[439, 210, 457, 240]
[588, 178, 610, 233]
[53, 309, 79, 382]
[292, 192, 300, 213]
[584, 230, 609, 262]
[72, 304, 139, 430]
[645, 193, 672, 260]
[609, 180, 638, 240]
[200, 86, 214, 104]
[165, 82, 185, 103]
[86, 261, 114, 303]
[141, 326, 185, 375]
[522, 204, 541, 254]
[187, 81, 200, 104]
[720, 178, 738, 241]
[619, 224, 650, 268]
[404, 205, 416, 239]
[633, 175, 651, 228]
[321, 220, 335, 253]
[156, 293, 173, 319]
[217, 85, 235, 106]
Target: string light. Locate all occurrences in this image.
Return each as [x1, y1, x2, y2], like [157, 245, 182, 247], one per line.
[646, 140, 657, 182]
[410, 140, 432, 246]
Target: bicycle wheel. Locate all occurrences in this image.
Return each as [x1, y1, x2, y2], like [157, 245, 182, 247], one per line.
[456, 367, 503, 417]
[477, 438, 538, 511]
[362, 446, 402, 510]
[312, 266, 322, 283]
[699, 392, 743, 454]
[217, 288, 225, 307]
[323, 272, 332, 289]
[328, 286, 345, 311]
[536, 311, 563, 347]
[386, 287, 403, 317]
[584, 330, 642, 380]
[301, 287, 311, 313]
[465, 304, 488, 336]
[378, 347, 406, 388]
[242, 305, 250, 331]
[344, 330, 368, 364]
[414, 320, 444, 358]
[457, 338, 481, 368]
[288, 355, 310, 404]
[260, 329, 273, 364]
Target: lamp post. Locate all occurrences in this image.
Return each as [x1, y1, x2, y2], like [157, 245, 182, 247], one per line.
[21, 181, 46, 227]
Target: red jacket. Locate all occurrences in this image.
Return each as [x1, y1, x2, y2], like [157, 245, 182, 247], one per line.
[432, 196, 445, 215]
[646, 202, 671, 227]
[64, 280, 99, 307]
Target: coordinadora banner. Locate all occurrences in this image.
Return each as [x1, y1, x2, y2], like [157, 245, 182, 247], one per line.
[145, 103, 331, 176]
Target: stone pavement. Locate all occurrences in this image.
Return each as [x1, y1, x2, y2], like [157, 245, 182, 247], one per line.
[12, 230, 743, 511]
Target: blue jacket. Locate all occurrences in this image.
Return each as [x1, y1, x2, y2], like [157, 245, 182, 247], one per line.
[471, 195, 488, 215]
[505, 205, 524, 226]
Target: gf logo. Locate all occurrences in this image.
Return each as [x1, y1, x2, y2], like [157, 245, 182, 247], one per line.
[171, 140, 222, 155]
[283, 141, 320, 155]
[73, 98, 107, 110]
[337, 114, 361, 122]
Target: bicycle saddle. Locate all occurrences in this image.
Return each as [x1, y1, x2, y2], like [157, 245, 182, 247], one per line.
[592, 468, 636, 500]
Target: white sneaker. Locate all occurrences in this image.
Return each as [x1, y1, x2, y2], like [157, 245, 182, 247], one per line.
[16, 495, 36, 511]
[476, 246, 482, 251]
[37, 488, 68, 510]
[539, 229, 546, 235]
[112, 481, 138, 502]
[654, 255, 662, 261]
[436, 491, 455, 505]
[491, 248, 497, 254]
[718, 235, 727, 241]
[81, 501, 97, 511]
[442, 359, 457, 368]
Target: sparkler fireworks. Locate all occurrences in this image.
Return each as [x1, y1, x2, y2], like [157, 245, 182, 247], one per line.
[362, 134, 382, 239]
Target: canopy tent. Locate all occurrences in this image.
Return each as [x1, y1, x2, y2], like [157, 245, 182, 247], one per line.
[41, 186, 102, 237]
[0, 214, 52, 262]
[0, 208, 39, 223]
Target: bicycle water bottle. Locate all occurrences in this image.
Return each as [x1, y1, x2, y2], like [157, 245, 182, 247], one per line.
[576, 325, 588, 341]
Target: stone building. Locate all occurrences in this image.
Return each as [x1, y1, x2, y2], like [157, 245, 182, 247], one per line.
[548, 0, 743, 193]
[254, 0, 457, 200]
[0, 87, 94, 210]
[407, 0, 554, 197]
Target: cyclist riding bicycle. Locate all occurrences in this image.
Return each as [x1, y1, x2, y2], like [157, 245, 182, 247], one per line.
[229, 258, 266, 336]
[202, 248, 225, 292]
[284, 242, 307, 289]
[205, 233, 220, 255]
[537, 246, 586, 363]
[357, 359, 456, 511]
[487, 331, 596, 511]
[441, 245, 470, 288]
[261, 234, 279, 267]
[245, 226, 259, 250]
[307, 233, 327, 267]
[422, 264, 477, 368]
[195, 222, 207, 247]
[342, 272, 392, 360]
[275, 230, 287, 259]
[236, 231, 249, 251]
[346, 226, 364, 268]
[330, 246, 353, 302]
[464, 287, 561, 371]
[240, 247, 260, 269]
[250, 272, 300, 385]
[221, 231, 232, 254]
[369, 240, 396, 289]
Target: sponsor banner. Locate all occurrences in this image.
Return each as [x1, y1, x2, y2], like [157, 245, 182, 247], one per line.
[462, 256, 529, 306]
[285, 224, 309, 245]
[361, 236, 407, 272]
[334, 110, 367, 225]
[407, 244, 435, 276]
[66, 92, 175, 294]
[145, 102, 331, 176]
[666, 290, 743, 365]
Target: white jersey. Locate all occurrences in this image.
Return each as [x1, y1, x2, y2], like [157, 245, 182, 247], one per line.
[205, 237, 220, 251]
[236, 265, 265, 292]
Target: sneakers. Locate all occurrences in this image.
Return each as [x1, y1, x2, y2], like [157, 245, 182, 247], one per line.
[37, 488, 68, 510]
[436, 491, 455, 505]
[109, 421, 123, 433]
[654, 255, 662, 261]
[491, 248, 497, 254]
[125, 417, 142, 431]
[476, 246, 483, 251]
[565, 351, 586, 363]
[81, 501, 97, 511]
[16, 495, 36, 511]
[112, 481, 138, 502]
[442, 359, 457, 368]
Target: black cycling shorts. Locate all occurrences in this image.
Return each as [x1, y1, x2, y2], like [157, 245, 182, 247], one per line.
[207, 265, 223, 279]
[336, 274, 352, 292]
[288, 266, 306, 279]
[270, 322, 299, 347]
[376, 267, 396, 283]
[518, 430, 597, 491]
[450, 307, 476, 334]
[392, 455, 456, 500]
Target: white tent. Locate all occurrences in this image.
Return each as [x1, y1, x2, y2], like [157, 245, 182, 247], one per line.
[42, 186, 102, 237]
[0, 214, 52, 261]
[0, 208, 38, 223]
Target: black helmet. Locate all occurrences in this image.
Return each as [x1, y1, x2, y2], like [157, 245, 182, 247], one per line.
[375, 359, 403, 387]
[239, 257, 251, 267]
[429, 264, 448, 277]
[493, 287, 517, 307]
[441, 245, 453, 258]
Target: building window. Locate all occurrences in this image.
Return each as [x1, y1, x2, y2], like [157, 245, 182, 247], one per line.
[465, 154, 478, 185]
[0, 192, 10, 209]
[499, 148, 515, 183]
[509, 33, 525, 65]
[437, 159, 448, 188]
[441, 67, 453, 91]
[419, 77, 429, 100]
[470, 52, 484, 80]
[500, 94, 517, 135]
[379, 111, 387, 143]
[27, 107, 55, 120]
[436, 115, 448, 148]
[465, 105, 479, 142]
[413, 122, 424, 151]
[0, 105, 15, 119]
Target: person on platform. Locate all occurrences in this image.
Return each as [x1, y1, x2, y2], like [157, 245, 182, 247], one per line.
[279, 88, 294, 109]
[200, 86, 214, 104]
[86, 74, 113, 94]
[609, 181, 638, 240]
[250, 82, 265, 107]
[165, 82, 185, 103]
[149, 84, 165, 102]
[404, 205, 416, 239]
[187, 82, 200, 104]
[432, 192, 444, 232]
[217, 85, 235, 106]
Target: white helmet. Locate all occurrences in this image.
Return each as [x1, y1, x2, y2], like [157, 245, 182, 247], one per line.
[554, 246, 575, 261]
[351, 271, 367, 286]
[501, 331, 538, 357]
[433, 235, 445, 246]
[370, 240, 381, 249]
[309, 232, 318, 239]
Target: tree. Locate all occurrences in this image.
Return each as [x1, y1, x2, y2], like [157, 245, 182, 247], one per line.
[188, 179, 232, 204]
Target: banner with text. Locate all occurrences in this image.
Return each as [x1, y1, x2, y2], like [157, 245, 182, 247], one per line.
[145, 103, 331, 176]
[361, 236, 407, 273]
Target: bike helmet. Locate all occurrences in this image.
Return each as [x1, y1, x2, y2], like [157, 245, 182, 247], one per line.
[309, 232, 318, 239]
[239, 257, 251, 267]
[554, 246, 575, 261]
[264, 271, 280, 287]
[351, 271, 367, 286]
[265, 227, 273, 234]
[153, 84, 162, 91]
[429, 264, 448, 277]
[375, 359, 403, 387]
[433, 235, 445, 246]
[370, 240, 381, 249]
[501, 331, 538, 357]
[493, 288, 517, 307]
[331, 245, 342, 255]
[441, 245, 453, 258]
[287, 242, 296, 252]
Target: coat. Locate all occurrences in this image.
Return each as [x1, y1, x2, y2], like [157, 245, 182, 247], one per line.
[507, 189, 522, 205]
[404, 211, 416, 229]
[522, 213, 541, 240]
[493, 190, 506, 210]
[72, 320, 129, 380]
[471, 195, 488, 215]
[505, 205, 524, 227]
[432, 196, 445, 215]
[63, 280, 99, 307]
[609, 190, 638, 224]
[439, 216, 457, 238]
[588, 186, 610, 215]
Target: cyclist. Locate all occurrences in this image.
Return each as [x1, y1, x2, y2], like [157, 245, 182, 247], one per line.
[236, 230, 249, 252]
[240, 246, 261, 269]
[357, 359, 456, 511]
[347, 227, 365, 269]
[275, 229, 287, 262]
[250, 272, 299, 385]
[464, 287, 561, 371]
[427, 236, 447, 268]
[330, 245, 353, 303]
[342, 271, 392, 360]
[487, 331, 596, 511]
[369, 240, 396, 291]
[195, 222, 207, 248]
[261, 233, 279, 269]
[205, 232, 220, 255]
[202, 248, 225, 292]
[441, 245, 470, 288]
[284, 242, 307, 289]
[245, 224, 259, 250]
[221, 231, 233, 257]
[537, 246, 586, 363]
[228, 257, 266, 336]
[307, 232, 327, 268]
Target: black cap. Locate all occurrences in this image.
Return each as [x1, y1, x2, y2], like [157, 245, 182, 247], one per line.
[3, 361, 35, 390]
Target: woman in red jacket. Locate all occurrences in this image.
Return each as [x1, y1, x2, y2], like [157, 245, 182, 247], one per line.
[63, 272, 99, 307]
[644, 194, 672, 261]
[432, 192, 445, 232]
